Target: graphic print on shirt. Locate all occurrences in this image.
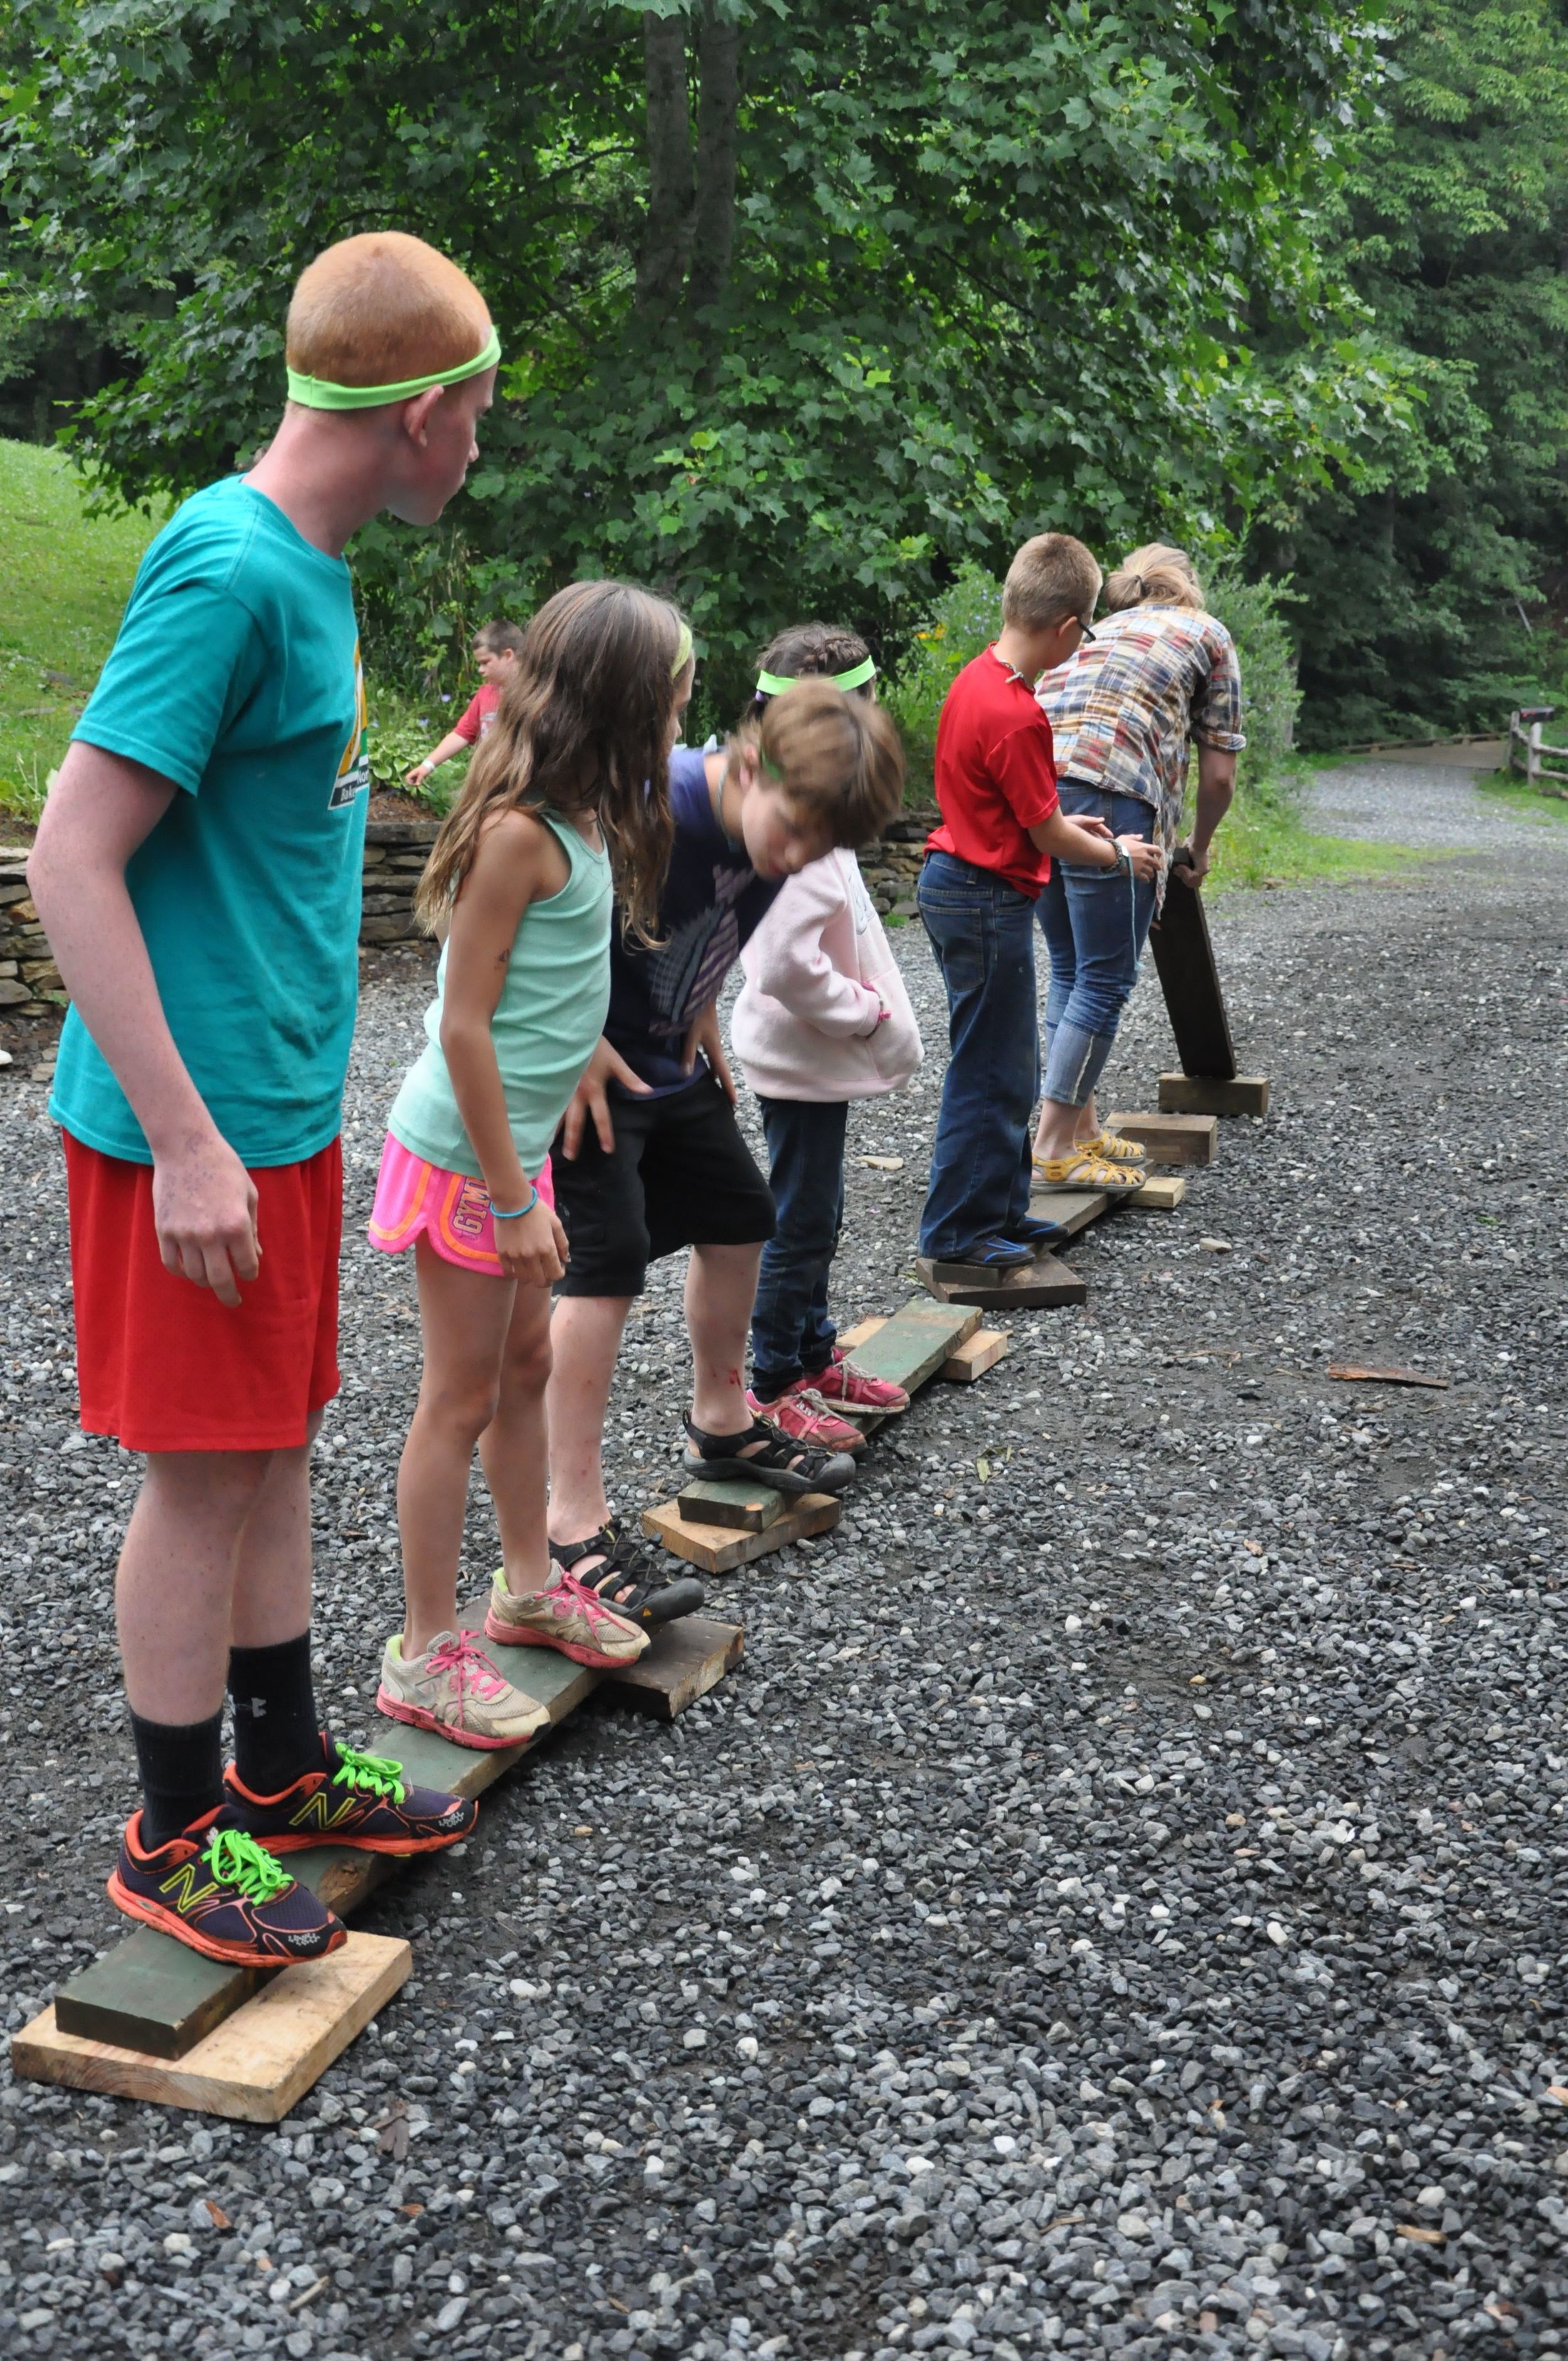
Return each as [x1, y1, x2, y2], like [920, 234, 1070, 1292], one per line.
[329, 641, 370, 810]
[641, 862, 755, 1041]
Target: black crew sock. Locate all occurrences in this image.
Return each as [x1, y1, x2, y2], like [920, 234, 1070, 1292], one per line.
[749, 1371, 793, 1406]
[228, 1631, 320, 1797]
[129, 1707, 225, 1850]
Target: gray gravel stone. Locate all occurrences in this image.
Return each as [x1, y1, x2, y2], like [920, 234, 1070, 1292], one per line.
[3, 762, 1567, 2358]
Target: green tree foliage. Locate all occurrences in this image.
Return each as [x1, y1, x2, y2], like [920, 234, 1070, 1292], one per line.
[4, 1, 1402, 700]
[1283, 0, 1568, 743]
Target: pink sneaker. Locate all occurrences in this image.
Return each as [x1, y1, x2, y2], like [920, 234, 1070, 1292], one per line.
[808, 1347, 910, 1415]
[484, 1563, 648, 1670]
[746, 1380, 866, 1457]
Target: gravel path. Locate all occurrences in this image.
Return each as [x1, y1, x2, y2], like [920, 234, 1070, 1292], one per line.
[4, 761, 1568, 2361]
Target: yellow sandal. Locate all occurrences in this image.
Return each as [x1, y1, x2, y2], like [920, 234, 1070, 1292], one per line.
[1032, 1148, 1146, 1196]
[1079, 1128, 1145, 1167]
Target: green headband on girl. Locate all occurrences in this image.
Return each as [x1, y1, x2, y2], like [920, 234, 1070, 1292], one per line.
[286, 326, 502, 411]
[756, 655, 877, 697]
[672, 620, 694, 676]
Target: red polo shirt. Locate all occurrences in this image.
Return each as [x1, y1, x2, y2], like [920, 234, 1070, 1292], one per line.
[926, 647, 1060, 897]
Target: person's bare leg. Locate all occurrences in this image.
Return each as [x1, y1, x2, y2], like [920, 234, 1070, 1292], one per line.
[1033, 1092, 1098, 1163]
[546, 1293, 633, 1546]
[686, 1241, 763, 1434]
[117, 1451, 276, 1725]
[478, 1278, 554, 1598]
[396, 1238, 515, 1657]
[230, 1413, 322, 1650]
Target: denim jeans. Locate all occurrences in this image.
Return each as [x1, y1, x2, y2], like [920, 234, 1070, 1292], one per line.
[1037, 780, 1158, 1110]
[917, 850, 1039, 1261]
[749, 1096, 848, 1396]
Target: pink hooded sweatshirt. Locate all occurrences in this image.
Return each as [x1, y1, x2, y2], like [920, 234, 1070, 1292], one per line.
[731, 849, 924, 1102]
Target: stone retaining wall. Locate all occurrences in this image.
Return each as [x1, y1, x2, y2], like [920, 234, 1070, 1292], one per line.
[0, 799, 941, 1025]
[0, 859, 64, 1019]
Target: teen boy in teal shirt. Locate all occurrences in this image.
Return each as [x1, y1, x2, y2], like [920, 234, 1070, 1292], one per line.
[30, 233, 496, 1967]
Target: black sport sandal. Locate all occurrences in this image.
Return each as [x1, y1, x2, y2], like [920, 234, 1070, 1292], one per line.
[554, 1517, 706, 1629]
[682, 1414, 857, 1497]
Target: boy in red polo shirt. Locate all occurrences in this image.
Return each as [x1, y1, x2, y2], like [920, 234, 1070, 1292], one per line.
[917, 533, 1162, 1266]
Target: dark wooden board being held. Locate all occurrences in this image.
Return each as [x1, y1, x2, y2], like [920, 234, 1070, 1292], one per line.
[1150, 850, 1237, 1081]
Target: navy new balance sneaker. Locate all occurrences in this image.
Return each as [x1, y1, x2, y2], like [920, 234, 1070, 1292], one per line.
[107, 1809, 345, 1965]
[223, 1734, 476, 1857]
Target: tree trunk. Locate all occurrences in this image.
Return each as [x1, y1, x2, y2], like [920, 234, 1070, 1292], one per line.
[636, 11, 694, 316]
[687, 1, 739, 321]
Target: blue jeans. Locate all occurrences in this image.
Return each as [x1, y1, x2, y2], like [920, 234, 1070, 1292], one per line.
[917, 850, 1039, 1261]
[749, 1096, 847, 1396]
[1037, 782, 1158, 1110]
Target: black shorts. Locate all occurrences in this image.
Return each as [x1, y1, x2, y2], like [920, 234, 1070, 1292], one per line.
[551, 1069, 775, 1298]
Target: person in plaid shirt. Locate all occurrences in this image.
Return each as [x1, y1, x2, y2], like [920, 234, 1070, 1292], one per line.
[1030, 543, 1245, 1191]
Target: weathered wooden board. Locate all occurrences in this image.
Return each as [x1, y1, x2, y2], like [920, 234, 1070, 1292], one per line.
[15, 1932, 409, 2124]
[941, 1328, 1010, 1381]
[838, 1297, 980, 1394]
[918, 1253, 1088, 1312]
[1027, 1185, 1110, 1236]
[642, 1492, 842, 1574]
[610, 1616, 745, 1720]
[1121, 1174, 1187, 1211]
[1158, 1070, 1270, 1119]
[48, 1600, 739, 2067]
[1105, 1111, 1217, 1167]
[675, 1477, 789, 1532]
[1149, 853, 1237, 1080]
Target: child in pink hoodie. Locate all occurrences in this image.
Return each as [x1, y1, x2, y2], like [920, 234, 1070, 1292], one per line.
[731, 626, 924, 1450]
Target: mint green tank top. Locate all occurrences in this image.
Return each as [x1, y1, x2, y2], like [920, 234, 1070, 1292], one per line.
[388, 811, 613, 1182]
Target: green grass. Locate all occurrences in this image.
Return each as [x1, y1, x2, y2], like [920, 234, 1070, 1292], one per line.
[1475, 765, 1568, 824]
[1205, 783, 1429, 893]
[0, 437, 165, 822]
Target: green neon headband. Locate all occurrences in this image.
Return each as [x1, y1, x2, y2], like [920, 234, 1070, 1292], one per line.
[286, 326, 501, 410]
[756, 655, 877, 697]
[672, 620, 694, 676]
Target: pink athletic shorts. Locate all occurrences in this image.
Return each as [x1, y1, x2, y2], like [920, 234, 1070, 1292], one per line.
[368, 1134, 554, 1279]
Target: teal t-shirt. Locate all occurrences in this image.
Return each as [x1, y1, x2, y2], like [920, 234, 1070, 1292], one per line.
[50, 477, 369, 1167]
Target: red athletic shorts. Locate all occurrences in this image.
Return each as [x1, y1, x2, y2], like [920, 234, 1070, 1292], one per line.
[62, 1132, 343, 1454]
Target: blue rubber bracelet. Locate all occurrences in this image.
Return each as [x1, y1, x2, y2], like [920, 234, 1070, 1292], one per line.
[489, 1188, 538, 1221]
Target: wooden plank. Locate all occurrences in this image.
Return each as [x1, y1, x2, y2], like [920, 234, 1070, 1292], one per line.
[1027, 1185, 1110, 1236]
[1105, 1111, 1217, 1167]
[1158, 1070, 1269, 1118]
[1121, 1173, 1186, 1211]
[676, 1477, 788, 1532]
[840, 1297, 980, 1394]
[56, 1646, 595, 2058]
[918, 1253, 1087, 1312]
[836, 1317, 886, 1353]
[1327, 1364, 1449, 1389]
[1148, 854, 1237, 1079]
[15, 1933, 409, 2125]
[941, 1328, 1010, 1382]
[642, 1492, 842, 1575]
[609, 1616, 745, 1721]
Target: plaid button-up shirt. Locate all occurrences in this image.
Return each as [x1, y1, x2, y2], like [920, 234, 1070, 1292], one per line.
[1037, 605, 1246, 883]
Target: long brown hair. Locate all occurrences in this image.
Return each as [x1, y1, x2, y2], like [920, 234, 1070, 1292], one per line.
[415, 581, 687, 942]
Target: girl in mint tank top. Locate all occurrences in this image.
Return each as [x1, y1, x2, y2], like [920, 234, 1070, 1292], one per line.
[366, 581, 697, 1751]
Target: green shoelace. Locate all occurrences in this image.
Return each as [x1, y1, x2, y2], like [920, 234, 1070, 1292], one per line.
[331, 1744, 408, 1805]
[204, 1827, 292, 1902]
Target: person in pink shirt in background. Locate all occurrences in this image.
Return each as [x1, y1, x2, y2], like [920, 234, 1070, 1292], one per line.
[405, 618, 523, 793]
[730, 625, 924, 1454]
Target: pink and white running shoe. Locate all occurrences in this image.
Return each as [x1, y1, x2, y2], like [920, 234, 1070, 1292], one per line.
[808, 1346, 910, 1415]
[376, 1630, 550, 1751]
[746, 1380, 866, 1457]
[484, 1563, 648, 1669]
